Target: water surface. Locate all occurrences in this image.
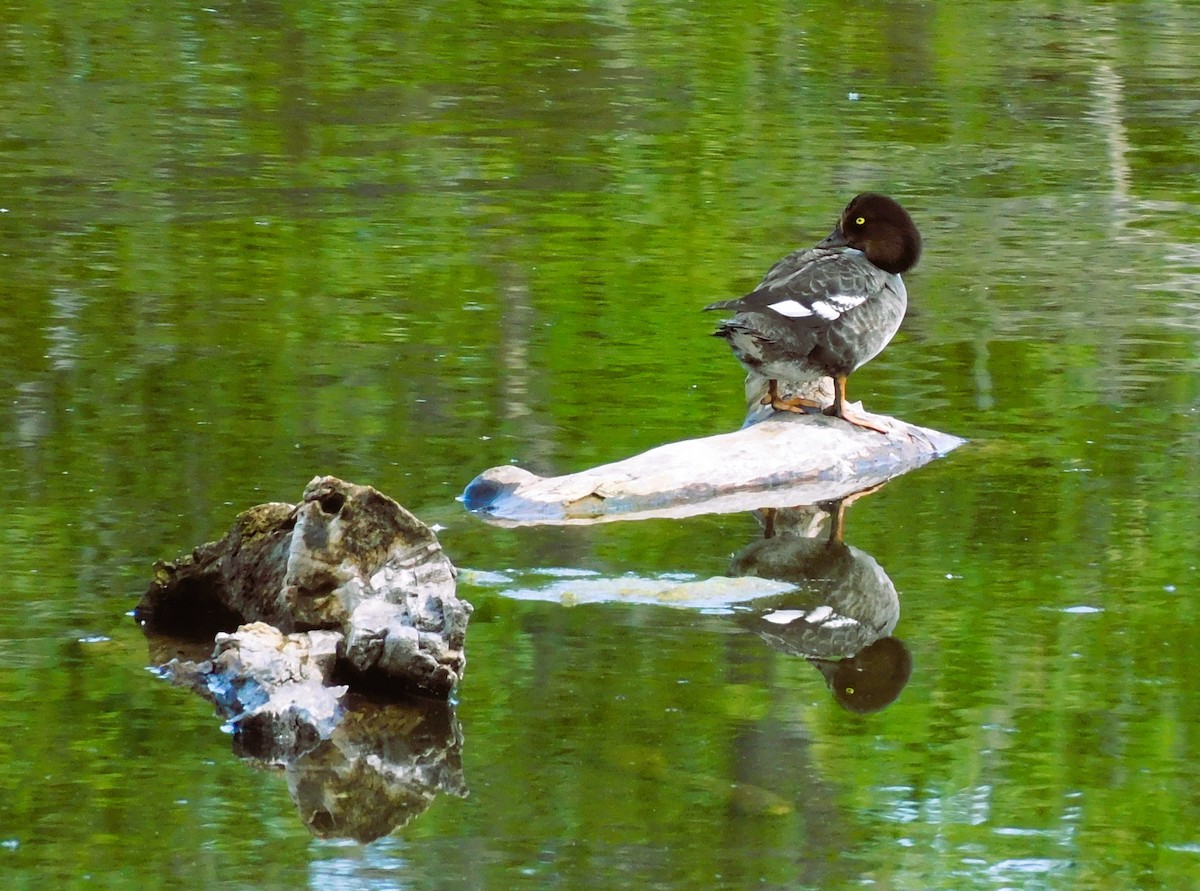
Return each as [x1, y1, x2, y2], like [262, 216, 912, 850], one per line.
[2, 2, 1199, 889]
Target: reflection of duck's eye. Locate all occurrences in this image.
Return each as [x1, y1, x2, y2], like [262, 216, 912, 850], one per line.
[845, 686, 855, 695]
[854, 216, 866, 226]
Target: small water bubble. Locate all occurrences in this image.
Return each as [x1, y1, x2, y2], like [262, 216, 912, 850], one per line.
[848, 92, 861, 101]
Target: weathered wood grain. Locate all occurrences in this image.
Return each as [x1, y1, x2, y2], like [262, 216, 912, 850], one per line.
[462, 405, 965, 525]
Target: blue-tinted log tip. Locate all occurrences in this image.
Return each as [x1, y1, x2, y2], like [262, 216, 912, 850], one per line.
[460, 474, 505, 513]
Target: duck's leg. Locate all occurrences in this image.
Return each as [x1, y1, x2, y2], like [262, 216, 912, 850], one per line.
[824, 375, 889, 433]
[763, 379, 821, 414]
[761, 507, 777, 539]
[760, 378, 786, 407]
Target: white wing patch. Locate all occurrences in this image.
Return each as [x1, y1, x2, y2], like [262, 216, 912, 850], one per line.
[806, 605, 834, 623]
[767, 299, 814, 318]
[762, 609, 807, 625]
[761, 606, 856, 629]
[810, 301, 841, 321]
[768, 292, 868, 321]
[827, 293, 869, 312]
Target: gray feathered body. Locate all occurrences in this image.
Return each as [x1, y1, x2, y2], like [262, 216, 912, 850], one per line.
[704, 246, 908, 384]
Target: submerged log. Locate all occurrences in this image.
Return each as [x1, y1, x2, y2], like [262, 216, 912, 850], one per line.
[462, 382, 965, 524]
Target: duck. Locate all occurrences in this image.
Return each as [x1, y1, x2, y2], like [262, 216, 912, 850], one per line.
[704, 193, 921, 433]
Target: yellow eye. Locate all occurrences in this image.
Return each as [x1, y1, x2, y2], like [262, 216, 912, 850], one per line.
[855, 216, 866, 225]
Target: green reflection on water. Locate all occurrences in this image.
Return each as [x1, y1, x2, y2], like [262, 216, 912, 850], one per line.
[2, 1, 1199, 888]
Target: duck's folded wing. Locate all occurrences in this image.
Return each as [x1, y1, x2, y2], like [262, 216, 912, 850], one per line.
[754, 250, 888, 325]
[703, 247, 833, 314]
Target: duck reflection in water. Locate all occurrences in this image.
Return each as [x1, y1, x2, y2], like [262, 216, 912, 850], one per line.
[731, 496, 912, 713]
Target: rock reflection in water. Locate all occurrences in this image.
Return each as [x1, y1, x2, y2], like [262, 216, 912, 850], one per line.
[281, 695, 467, 843]
[144, 623, 468, 843]
[731, 500, 912, 713]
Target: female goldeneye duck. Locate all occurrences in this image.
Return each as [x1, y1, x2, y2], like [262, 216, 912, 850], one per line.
[704, 193, 921, 433]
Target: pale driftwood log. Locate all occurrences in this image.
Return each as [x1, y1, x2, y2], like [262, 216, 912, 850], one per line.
[463, 378, 965, 525]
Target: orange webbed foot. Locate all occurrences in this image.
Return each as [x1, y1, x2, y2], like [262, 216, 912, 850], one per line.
[825, 403, 890, 434]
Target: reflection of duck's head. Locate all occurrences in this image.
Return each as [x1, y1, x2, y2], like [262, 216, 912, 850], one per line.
[812, 636, 913, 713]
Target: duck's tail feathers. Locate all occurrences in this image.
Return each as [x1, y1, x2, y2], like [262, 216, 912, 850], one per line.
[703, 297, 742, 312]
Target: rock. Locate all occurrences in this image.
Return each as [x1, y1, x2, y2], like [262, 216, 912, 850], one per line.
[343, 599, 469, 696]
[159, 622, 347, 759]
[137, 476, 471, 698]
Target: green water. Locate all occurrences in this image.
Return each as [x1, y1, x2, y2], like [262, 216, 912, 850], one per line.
[2, 1, 1199, 888]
